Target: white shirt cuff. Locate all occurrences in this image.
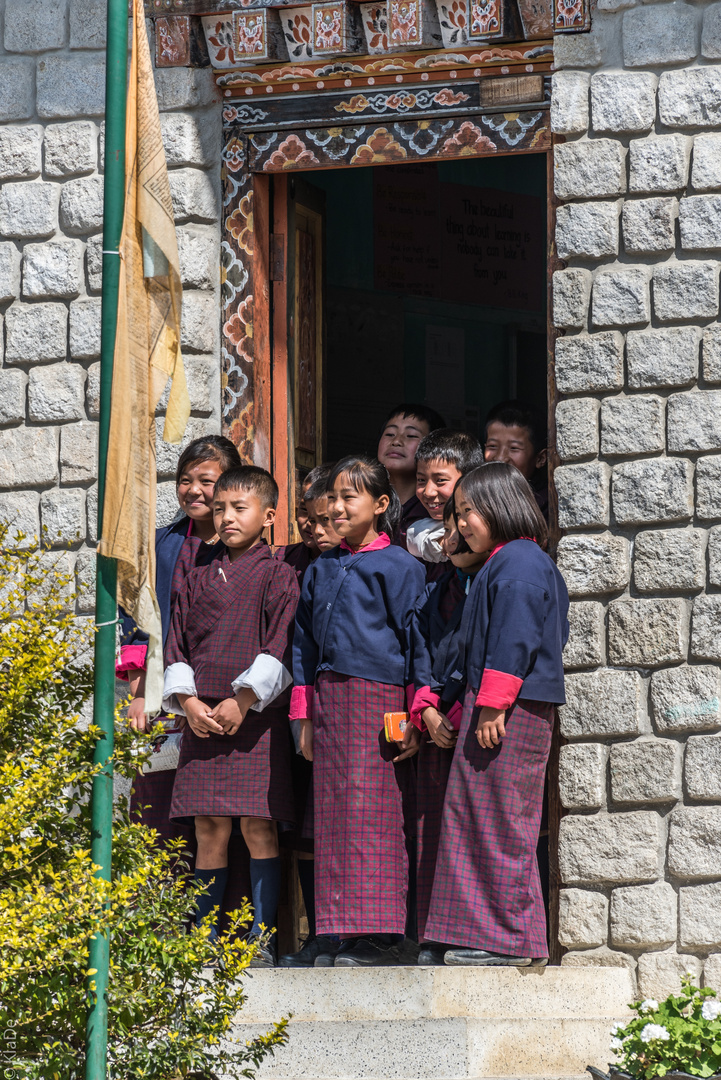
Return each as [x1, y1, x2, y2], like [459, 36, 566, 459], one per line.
[162, 662, 197, 715]
[231, 653, 292, 712]
[406, 518, 447, 563]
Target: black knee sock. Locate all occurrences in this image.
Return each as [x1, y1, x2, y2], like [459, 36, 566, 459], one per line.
[297, 858, 316, 937]
[249, 856, 282, 937]
[194, 866, 229, 939]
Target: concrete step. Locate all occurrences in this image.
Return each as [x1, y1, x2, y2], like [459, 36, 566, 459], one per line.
[230, 966, 633, 1080]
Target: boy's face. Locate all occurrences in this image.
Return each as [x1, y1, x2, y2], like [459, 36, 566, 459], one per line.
[306, 495, 342, 552]
[483, 421, 547, 481]
[296, 482, 316, 549]
[213, 486, 275, 556]
[177, 459, 224, 520]
[416, 457, 462, 521]
[377, 414, 430, 477]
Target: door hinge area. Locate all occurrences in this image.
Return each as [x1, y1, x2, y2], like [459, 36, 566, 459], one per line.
[271, 233, 285, 282]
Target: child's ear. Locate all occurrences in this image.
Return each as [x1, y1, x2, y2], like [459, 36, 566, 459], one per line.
[535, 447, 548, 470]
[375, 493, 390, 516]
[264, 506, 277, 528]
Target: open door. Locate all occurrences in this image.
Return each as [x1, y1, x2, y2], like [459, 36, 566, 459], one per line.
[271, 176, 325, 546]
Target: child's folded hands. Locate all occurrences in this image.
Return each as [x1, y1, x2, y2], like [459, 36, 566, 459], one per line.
[180, 695, 224, 738]
[211, 687, 258, 736]
[421, 706, 457, 750]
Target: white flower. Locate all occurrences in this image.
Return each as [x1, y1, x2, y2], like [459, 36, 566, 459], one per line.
[639, 999, 659, 1014]
[702, 1000, 721, 1021]
[640, 1024, 670, 1044]
[610, 1037, 624, 1052]
[611, 1022, 626, 1035]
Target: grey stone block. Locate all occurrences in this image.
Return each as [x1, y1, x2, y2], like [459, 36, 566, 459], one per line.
[703, 326, 721, 383]
[69, 298, 102, 361]
[0, 58, 35, 122]
[610, 740, 681, 806]
[36, 56, 106, 120]
[610, 882, 677, 948]
[553, 267, 591, 331]
[22, 240, 83, 299]
[591, 72, 657, 135]
[4, 0, 67, 52]
[28, 364, 85, 423]
[692, 595, 721, 661]
[555, 462, 610, 530]
[654, 262, 719, 322]
[634, 528, 705, 593]
[554, 140, 626, 201]
[669, 806, 721, 879]
[612, 458, 693, 525]
[558, 890, 608, 950]
[697, 456, 721, 519]
[652, 664, 721, 734]
[155, 416, 215, 480]
[86, 234, 102, 294]
[60, 421, 98, 485]
[561, 947, 636, 976]
[184, 355, 216, 417]
[559, 811, 663, 885]
[563, 601, 605, 670]
[703, 3, 721, 59]
[5, 303, 67, 364]
[0, 369, 26, 425]
[75, 548, 96, 613]
[86, 483, 97, 542]
[668, 391, 721, 452]
[156, 480, 182, 528]
[177, 227, 217, 291]
[592, 267, 650, 329]
[44, 122, 98, 178]
[557, 534, 630, 596]
[680, 195, 721, 251]
[168, 168, 219, 225]
[154, 68, 220, 112]
[637, 953, 702, 1002]
[86, 361, 100, 419]
[709, 524, 721, 588]
[555, 332, 624, 394]
[69, 0, 106, 49]
[680, 883, 721, 949]
[608, 598, 686, 668]
[181, 292, 218, 353]
[0, 126, 42, 181]
[704, 954, 721, 989]
[601, 395, 664, 456]
[0, 491, 40, 547]
[0, 181, 59, 240]
[59, 176, 104, 236]
[556, 398, 599, 461]
[550, 72, 590, 136]
[692, 133, 721, 192]
[561, 670, 643, 740]
[685, 736, 721, 800]
[0, 243, 22, 303]
[623, 4, 697, 67]
[40, 488, 85, 546]
[629, 135, 690, 194]
[623, 198, 676, 255]
[627, 327, 699, 389]
[0, 427, 58, 489]
[552, 28, 607, 70]
[161, 111, 219, 168]
[659, 68, 721, 129]
[556, 201, 620, 260]
[559, 743, 607, 810]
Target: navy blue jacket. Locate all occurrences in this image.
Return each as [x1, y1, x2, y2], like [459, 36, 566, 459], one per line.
[293, 542, 426, 689]
[461, 539, 569, 708]
[411, 571, 467, 694]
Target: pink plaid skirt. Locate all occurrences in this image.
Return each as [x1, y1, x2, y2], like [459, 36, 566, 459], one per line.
[416, 736, 454, 942]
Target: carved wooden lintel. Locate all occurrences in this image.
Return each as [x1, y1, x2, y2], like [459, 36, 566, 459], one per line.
[154, 13, 210, 66]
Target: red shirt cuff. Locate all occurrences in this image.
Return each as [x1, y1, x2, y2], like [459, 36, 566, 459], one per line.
[290, 685, 314, 721]
[476, 669, 523, 710]
[115, 644, 148, 680]
[410, 686, 441, 728]
[447, 700, 463, 731]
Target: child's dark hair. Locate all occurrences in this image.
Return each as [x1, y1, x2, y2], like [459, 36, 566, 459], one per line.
[416, 429, 484, 473]
[443, 486, 472, 554]
[484, 399, 547, 454]
[303, 464, 333, 503]
[327, 455, 401, 538]
[455, 462, 548, 547]
[176, 435, 241, 485]
[214, 465, 279, 510]
[381, 403, 446, 434]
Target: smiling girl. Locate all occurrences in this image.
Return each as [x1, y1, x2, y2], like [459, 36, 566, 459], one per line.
[422, 462, 569, 968]
[290, 455, 425, 967]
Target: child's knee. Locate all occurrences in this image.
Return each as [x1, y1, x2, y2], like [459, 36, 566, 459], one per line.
[195, 815, 232, 845]
[241, 816, 278, 856]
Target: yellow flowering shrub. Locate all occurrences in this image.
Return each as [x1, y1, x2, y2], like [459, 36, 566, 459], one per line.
[0, 527, 287, 1079]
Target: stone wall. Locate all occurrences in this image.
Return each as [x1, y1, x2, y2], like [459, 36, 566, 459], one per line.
[0, 0, 223, 620]
[552, 6, 721, 997]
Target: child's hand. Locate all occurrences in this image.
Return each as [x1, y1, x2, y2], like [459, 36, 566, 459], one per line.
[393, 723, 420, 762]
[127, 695, 147, 732]
[210, 687, 258, 736]
[180, 695, 224, 738]
[299, 719, 313, 761]
[476, 707, 506, 749]
[422, 706, 457, 750]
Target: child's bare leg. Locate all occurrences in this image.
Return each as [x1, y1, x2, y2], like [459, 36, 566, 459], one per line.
[241, 817, 281, 954]
[193, 815, 232, 935]
[240, 816, 278, 859]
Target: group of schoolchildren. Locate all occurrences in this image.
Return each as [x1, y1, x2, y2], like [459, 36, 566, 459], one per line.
[118, 400, 569, 970]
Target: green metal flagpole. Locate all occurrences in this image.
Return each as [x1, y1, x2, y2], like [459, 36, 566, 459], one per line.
[85, 0, 128, 1076]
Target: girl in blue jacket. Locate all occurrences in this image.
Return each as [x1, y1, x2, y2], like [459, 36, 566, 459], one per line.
[423, 461, 569, 967]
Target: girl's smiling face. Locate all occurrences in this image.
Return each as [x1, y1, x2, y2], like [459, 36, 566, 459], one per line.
[328, 472, 389, 547]
[177, 459, 224, 520]
[442, 519, 488, 572]
[455, 487, 496, 556]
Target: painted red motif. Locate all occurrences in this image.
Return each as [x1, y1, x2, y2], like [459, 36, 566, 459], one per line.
[360, 2, 388, 50]
[282, 8, 313, 59]
[441, 120, 497, 155]
[433, 87, 470, 104]
[390, 0, 419, 44]
[224, 296, 254, 364]
[227, 191, 254, 254]
[438, 0, 468, 44]
[314, 3, 343, 50]
[204, 17, 234, 64]
[235, 12, 266, 54]
[470, 0, 500, 36]
[553, 0, 584, 27]
[350, 127, 408, 163]
[155, 15, 190, 66]
[263, 133, 321, 169]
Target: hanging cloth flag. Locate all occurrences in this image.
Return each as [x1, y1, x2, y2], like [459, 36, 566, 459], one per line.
[99, 0, 190, 715]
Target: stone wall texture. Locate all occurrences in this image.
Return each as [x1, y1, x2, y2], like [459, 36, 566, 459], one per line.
[0, 0, 222, 620]
[553, 3, 721, 998]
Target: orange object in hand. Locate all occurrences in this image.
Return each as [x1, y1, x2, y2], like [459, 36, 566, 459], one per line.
[384, 711, 408, 743]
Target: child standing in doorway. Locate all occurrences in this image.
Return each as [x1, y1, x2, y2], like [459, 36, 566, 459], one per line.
[422, 462, 568, 967]
[376, 404, 445, 548]
[408, 430, 484, 565]
[291, 456, 425, 967]
[483, 400, 549, 520]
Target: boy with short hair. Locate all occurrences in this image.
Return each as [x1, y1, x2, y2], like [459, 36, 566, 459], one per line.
[164, 465, 300, 967]
[274, 464, 333, 583]
[483, 400, 548, 520]
[377, 403, 445, 547]
[407, 430, 485, 565]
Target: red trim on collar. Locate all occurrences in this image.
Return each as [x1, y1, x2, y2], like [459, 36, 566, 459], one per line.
[340, 532, 391, 554]
[487, 536, 536, 561]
